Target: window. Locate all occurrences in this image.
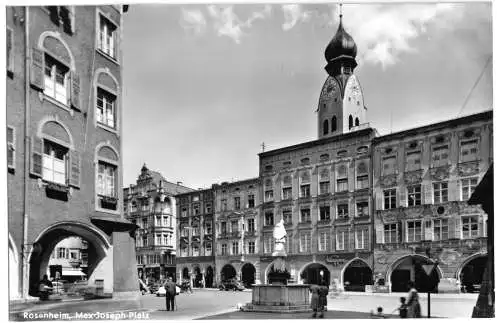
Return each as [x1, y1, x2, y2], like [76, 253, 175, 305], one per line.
[319, 206, 330, 221]
[343, 66, 352, 74]
[265, 211, 274, 226]
[384, 223, 398, 243]
[407, 185, 422, 207]
[43, 140, 67, 185]
[461, 178, 478, 201]
[265, 190, 273, 202]
[205, 242, 212, 255]
[319, 180, 330, 195]
[192, 226, 200, 236]
[300, 208, 311, 223]
[433, 182, 448, 204]
[263, 236, 272, 254]
[247, 218, 255, 232]
[283, 210, 292, 225]
[97, 162, 116, 199]
[337, 203, 349, 218]
[96, 88, 116, 129]
[318, 231, 329, 251]
[136, 255, 143, 265]
[220, 222, 227, 234]
[355, 229, 369, 249]
[336, 231, 346, 250]
[155, 216, 161, 227]
[181, 207, 188, 217]
[46, 6, 74, 34]
[193, 204, 200, 215]
[337, 178, 348, 192]
[355, 117, 360, 127]
[205, 222, 212, 235]
[142, 218, 148, 229]
[192, 246, 199, 257]
[234, 196, 241, 210]
[406, 151, 421, 171]
[407, 220, 422, 242]
[460, 139, 479, 162]
[142, 236, 148, 247]
[248, 195, 255, 208]
[300, 184, 310, 198]
[221, 199, 227, 211]
[230, 220, 238, 233]
[356, 201, 369, 217]
[384, 189, 397, 209]
[155, 234, 161, 245]
[221, 243, 227, 256]
[248, 241, 255, 254]
[205, 202, 213, 213]
[7, 126, 15, 170]
[180, 247, 187, 257]
[382, 156, 397, 175]
[433, 219, 448, 241]
[286, 236, 293, 254]
[462, 216, 478, 238]
[98, 14, 117, 58]
[331, 116, 337, 132]
[282, 187, 292, 200]
[44, 54, 69, 105]
[299, 232, 311, 253]
[432, 145, 449, 167]
[323, 120, 329, 135]
[349, 115, 353, 129]
[356, 175, 369, 190]
[57, 248, 66, 259]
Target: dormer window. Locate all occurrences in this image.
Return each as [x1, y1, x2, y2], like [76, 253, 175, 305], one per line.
[343, 66, 351, 74]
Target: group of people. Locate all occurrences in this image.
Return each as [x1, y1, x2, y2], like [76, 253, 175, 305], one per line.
[371, 281, 422, 319]
[309, 279, 329, 318]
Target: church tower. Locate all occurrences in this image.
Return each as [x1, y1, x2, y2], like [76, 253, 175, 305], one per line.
[317, 11, 367, 139]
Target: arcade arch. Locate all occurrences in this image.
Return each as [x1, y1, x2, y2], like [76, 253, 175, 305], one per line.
[387, 254, 442, 293]
[457, 253, 487, 293]
[241, 263, 256, 288]
[299, 262, 330, 285]
[341, 258, 372, 291]
[220, 264, 237, 281]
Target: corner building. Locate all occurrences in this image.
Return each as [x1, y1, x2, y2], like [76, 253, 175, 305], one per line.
[7, 5, 138, 300]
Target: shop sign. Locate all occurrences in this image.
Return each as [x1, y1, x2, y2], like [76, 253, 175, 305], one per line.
[325, 255, 347, 267]
[260, 257, 274, 262]
[374, 285, 390, 293]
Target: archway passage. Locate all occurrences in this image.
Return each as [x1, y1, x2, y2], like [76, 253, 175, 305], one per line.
[390, 256, 440, 293]
[193, 267, 203, 288]
[182, 267, 190, 279]
[220, 264, 236, 281]
[28, 223, 110, 298]
[241, 263, 256, 288]
[460, 255, 487, 293]
[205, 266, 214, 288]
[300, 263, 330, 285]
[343, 259, 373, 292]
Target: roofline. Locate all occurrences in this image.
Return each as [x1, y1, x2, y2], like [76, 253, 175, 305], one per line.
[259, 128, 375, 159]
[373, 110, 492, 144]
[212, 177, 260, 187]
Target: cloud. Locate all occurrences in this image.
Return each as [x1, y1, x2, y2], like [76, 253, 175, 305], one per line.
[206, 5, 272, 44]
[332, 3, 462, 69]
[282, 4, 312, 31]
[180, 8, 207, 34]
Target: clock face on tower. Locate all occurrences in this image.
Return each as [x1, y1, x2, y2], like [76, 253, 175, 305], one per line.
[320, 77, 339, 101]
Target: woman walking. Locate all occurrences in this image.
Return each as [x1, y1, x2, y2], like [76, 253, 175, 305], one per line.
[405, 281, 422, 318]
[310, 284, 321, 318]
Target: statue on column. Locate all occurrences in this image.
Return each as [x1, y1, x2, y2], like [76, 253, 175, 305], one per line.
[272, 219, 287, 257]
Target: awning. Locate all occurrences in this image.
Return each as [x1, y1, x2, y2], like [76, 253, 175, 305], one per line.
[62, 270, 86, 276]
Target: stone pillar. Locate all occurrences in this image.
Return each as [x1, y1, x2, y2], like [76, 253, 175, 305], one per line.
[112, 231, 140, 299]
[255, 261, 262, 284]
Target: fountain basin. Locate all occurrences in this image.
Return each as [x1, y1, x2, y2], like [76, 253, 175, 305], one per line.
[242, 284, 311, 313]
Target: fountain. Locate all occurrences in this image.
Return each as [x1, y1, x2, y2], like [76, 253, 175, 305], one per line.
[242, 220, 311, 313]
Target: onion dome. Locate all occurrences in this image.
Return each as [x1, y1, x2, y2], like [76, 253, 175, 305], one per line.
[324, 15, 357, 62]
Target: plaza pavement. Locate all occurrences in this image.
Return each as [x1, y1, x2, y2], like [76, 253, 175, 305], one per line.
[9, 288, 479, 320]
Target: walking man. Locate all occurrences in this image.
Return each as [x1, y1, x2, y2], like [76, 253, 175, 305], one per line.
[164, 277, 176, 311]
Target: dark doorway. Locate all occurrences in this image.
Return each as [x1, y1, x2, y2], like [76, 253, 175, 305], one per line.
[343, 259, 373, 291]
[390, 256, 440, 293]
[193, 267, 203, 288]
[205, 266, 214, 288]
[241, 263, 256, 288]
[221, 264, 236, 281]
[460, 255, 487, 293]
[182, 267, 190, 280]
[300, 263, 330, 285]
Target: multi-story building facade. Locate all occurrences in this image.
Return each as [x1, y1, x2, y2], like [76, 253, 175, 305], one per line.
[372, 111, 492, 292]
[7, 5, 138, 300]
[123, 164, 192, 282]
[175, 188, 216, 287]
[213, 178, 261, 287]
[47, 236, 88, 282]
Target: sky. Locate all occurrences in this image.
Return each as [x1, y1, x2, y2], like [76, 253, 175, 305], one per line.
[121, 1, 493, 190]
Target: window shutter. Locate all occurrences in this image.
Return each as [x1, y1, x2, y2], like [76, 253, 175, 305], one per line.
[399, 189, 407, 207]
[7, 126, 15, 169]
[30, 47, 45, 90]
[70, 71, 81, 111]
[30, 136, 43, 177]
[424, 184, 433, 205]
[448, 217, 456, 239]
[455, 217, 462, 239]
[7, 28, 13, 73]
[375, 226, 384, 244]
[68, 149, 81, 188]
[375, 191, 383, 210]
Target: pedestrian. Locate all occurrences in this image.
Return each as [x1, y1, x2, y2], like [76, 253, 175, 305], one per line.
[309, 283, 321, 318]
[405, 281, 421, 318]
[317, 278, 329, 318]
[38, 275, 53, 301]
[392, 297, 408, 318]
[164, 277, 177, 311]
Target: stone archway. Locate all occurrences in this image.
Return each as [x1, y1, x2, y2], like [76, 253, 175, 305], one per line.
[28, 221, 111, 297]
[299, 262, 330, 285]
[341, 258, 373, 292]
[388, 255, 442, 293]
[241, 263, 256, 288]
[193, 266, 203, 288]
[458, 253, 487, 293]
[205, 266, 214, 288]
[220, 264, 237, 281]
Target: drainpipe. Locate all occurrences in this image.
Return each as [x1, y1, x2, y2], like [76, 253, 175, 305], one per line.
[22, 6, 31, 299]
[370, 143, 376, 288]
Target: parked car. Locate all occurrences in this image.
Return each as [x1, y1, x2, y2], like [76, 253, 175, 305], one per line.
[156, 286, 166, 297]
[218, 279, 245, 291]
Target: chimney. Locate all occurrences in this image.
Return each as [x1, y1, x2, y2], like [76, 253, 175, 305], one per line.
[177, 182, 183, 186]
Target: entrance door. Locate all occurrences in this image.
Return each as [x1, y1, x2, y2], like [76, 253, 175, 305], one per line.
[241, 263, 256, 288]
[205, 266, 214, 288]
[391, 269, 411, 292]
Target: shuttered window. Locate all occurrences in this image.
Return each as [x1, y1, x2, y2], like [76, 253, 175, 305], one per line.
[97, 161, 116, 198]
[98, 14, 117, 58]
[96, 88, 116, 128]
[384, 223, 398, 243]
[42, 140, 67, 185]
